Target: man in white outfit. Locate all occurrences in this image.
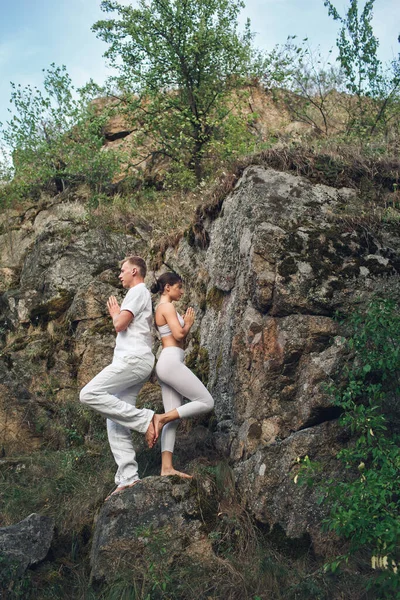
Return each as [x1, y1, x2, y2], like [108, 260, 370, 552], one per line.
[80, 255, 157, 498]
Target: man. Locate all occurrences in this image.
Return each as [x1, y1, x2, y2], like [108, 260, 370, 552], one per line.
[80, 255, 157, 498]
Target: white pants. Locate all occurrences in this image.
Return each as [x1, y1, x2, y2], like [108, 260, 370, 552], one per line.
[80, 352, 155, 487]
[156, 347, 214, 453]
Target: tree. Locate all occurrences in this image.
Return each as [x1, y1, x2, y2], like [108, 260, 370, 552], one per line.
[297, 298, 400, 597]
[324, 0, 380, 97]
[0, 64, 121, 201]
[92, 0, 264, 182]
[323, 0, 400, 136]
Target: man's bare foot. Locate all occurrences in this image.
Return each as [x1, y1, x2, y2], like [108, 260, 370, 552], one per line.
[145, 414, 165, 448]
[145, 416, 157, 448]
[161, 467, 193, 479]
[105, 479, 140, 501]
[152, 414, 164, 443]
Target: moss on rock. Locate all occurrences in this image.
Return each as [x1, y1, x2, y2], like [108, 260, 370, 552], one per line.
[29, 291, 74, 326]
[206, 286, 226, 312]
[186, 330, 210, 385]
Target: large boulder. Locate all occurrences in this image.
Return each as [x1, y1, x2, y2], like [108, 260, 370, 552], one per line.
[0, 513, 54, 577]
[90, 476, 214, 583]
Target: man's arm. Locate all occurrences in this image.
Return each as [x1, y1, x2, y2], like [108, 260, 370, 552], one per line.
[107, 296, 134, 332]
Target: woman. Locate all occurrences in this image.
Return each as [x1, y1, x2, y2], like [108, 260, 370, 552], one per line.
[151, 272, 214, 478]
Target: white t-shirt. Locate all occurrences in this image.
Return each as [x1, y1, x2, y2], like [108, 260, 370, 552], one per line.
[113, 283, 153, 358]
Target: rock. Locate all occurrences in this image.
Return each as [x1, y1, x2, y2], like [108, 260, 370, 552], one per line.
[0, 267, 19, 294]
[67, 280, 118, 323]
[0, 228, 35, 269]
[90, 476, 214, 583]
[76, 334, 116, 388]
[0, 513, 54, 577]
[157, 165, 400, 548]
[19, 229, 128, 299]
[90, 97, 133, 142]
[234, 421, 344, 556]
[32, 199, 87, 237]
[0, 361, 41, 453]
[1, 163, 399, 559]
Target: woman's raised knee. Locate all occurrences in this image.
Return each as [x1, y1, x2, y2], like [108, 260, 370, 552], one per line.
[205, 393, 214, 411]
[200, 392, 214, 412]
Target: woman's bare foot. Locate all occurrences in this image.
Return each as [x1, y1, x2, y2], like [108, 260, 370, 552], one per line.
[161, 467, 193, 479]
[105, 479, 141, 501]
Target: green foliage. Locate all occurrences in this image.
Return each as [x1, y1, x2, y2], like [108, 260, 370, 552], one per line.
[267, 2, 400, 142]
[0, 64, 122, 204]
[273, 38, 342, 136]
[323, 0, 400, 136]
[0, 446, 115, 533]
[297, 297, 400, 597]
[324, 0, 381, 97]
[92, 0, 266, 182]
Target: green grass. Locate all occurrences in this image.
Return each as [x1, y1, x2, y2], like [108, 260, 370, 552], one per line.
[0, 444, 115, 530]
[1, 452, 379, 600]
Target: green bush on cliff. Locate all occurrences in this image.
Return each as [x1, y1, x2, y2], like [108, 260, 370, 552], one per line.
[0, 64, 122, 204]
[323, 0, 400, 137]
[298, 297, 400, 597]
[269, 0, 400, 142]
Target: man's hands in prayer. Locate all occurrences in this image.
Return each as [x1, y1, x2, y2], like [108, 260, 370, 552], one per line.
[107, 295, 121, 318]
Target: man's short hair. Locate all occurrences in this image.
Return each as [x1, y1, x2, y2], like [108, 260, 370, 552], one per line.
[123, 256, 147, 278]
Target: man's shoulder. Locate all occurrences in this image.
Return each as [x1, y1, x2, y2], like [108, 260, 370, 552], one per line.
[123, 283, 151, 307]
[126, 282, 149, 296]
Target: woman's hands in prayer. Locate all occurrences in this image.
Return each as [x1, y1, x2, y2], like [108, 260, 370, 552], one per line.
[183, 307, 195, 328]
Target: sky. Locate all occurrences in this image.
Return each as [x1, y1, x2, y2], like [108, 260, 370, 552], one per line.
[0, 0, 399, 127]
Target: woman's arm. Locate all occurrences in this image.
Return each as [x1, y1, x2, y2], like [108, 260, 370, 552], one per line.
[161, 304, 195, 341]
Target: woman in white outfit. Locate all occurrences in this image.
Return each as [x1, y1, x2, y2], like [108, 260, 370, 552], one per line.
[151, 272, 214, 478]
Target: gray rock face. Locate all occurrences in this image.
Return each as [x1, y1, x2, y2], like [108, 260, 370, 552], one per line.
[158, 165, 400, 549]
[90, 476, 214, 583]
[0, 513, 54, 576]
[172, 167, 398, 428]
[0, 194, 148, 452]
[233, 421, 344, 555]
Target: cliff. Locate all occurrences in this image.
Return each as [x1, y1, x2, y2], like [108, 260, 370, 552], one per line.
[0, 155, 399, 595]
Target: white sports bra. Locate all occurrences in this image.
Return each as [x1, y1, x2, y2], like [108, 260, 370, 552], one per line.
[157, 307, 184, 338]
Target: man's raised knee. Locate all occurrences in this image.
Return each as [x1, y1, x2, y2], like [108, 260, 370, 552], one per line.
[79, 386, 91, 405]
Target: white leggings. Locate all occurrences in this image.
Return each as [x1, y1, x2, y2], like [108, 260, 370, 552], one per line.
[156, 347, 214, 453]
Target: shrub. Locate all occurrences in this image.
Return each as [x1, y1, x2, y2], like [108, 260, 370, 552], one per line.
[297, 297, 400, 598]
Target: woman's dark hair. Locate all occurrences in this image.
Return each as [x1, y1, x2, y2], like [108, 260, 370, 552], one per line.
[150, 272, 182, 294]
